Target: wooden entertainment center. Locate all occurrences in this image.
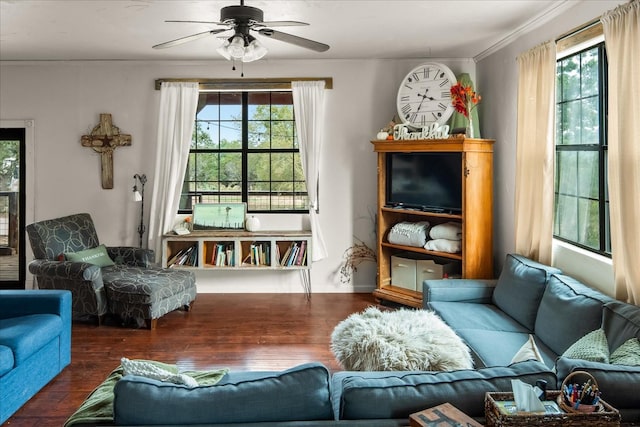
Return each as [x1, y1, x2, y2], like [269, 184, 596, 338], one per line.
[372, 137, 494, 308]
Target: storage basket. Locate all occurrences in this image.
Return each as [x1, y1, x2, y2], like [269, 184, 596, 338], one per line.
[557, 370, 603, 413]
[485, 390, 620, 427]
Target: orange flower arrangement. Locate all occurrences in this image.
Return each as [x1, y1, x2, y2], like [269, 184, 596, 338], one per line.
[450, 82, 481, 118]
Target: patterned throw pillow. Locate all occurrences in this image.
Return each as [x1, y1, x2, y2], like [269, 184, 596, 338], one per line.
[121, 357, 198, 388]
[610, 338, 640, 366]
[561, 329, 610, 363]
[65, 244, 115, 267]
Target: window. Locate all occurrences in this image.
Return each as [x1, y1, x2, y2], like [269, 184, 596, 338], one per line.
[179, 91, 308, 213]
[554, 41, 610, 256]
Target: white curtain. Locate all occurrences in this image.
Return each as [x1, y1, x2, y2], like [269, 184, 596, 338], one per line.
[292, 81, 328, 261]
[514, 41, 557, 265]
[602, 0, 640, 304]
[147, 82, 199, 260]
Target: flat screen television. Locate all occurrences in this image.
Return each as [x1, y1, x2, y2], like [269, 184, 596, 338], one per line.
[386, 152, 462, 213]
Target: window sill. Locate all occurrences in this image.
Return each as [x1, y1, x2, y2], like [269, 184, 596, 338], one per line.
[552, 238, 614, 297]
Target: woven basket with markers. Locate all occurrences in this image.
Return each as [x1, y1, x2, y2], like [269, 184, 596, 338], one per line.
[558, 370, 605, 413]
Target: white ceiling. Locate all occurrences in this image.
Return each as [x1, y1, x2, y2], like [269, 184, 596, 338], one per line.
[0, 0, 580, 62]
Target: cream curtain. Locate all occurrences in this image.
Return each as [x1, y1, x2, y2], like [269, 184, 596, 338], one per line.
[147, 82, 199, 260]
[602, 0, 640, 304]
[292, 80, 328, 261]
[514, 41, 557, 265]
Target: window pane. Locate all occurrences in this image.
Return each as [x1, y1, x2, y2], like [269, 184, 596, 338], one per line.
[272, 121, 295, 148]
[219, 152, 242, 183]
[577, 198, 599, 250]
[554, 194, 578, 241]
[556, 151, 577, 196]
[220, 121, 242, 149]
[248, 121, 270, 148]
[220, 93, 241, 120]
[195, 153, 220, 182]
[559, 56, 580, 101]
[248, 152, 270, 182]
[581, 96, 599, 144]
[194, 121, 220, 149]
[271, 152, 293, 181]
[577, 151, 598, 199]
[581, 48, 599, 97]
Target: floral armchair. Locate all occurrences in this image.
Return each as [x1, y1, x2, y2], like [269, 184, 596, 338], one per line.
[26, 213, 196, 329]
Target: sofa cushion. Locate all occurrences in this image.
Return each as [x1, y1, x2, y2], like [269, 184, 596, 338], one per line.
[429, 302, 529, 333]
[453, 329, 556, 368]
[0, 345, 14, 376]
[491, 254, 561, 331]
[113, 362, 333, 425]
[535, 274, 613, 355]
[561, 329, 609, 363]
[610, 338, 640, 366]
[602, 301, 640, 352]
[332, 361, 556, 419]
[0, 314, 63, 365]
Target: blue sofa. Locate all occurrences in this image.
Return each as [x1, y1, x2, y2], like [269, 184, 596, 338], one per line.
[0, 289, 72, 424]
[424, 253, 640, 422]
[66, 253, 639, 426]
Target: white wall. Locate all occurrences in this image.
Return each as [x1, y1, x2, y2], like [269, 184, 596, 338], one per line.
[476, 0, 622, 296]
[0, 57, 474, 293]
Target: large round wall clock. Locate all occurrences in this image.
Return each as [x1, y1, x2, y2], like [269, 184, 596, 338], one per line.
[396, 62, 457, 129]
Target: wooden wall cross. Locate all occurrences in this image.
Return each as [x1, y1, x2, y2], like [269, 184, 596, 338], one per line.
[81, 113, 132, 189]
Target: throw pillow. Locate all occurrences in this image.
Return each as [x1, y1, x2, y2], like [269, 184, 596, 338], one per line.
[65, 244, 115, 267]
[120, 357, 198, 388]
[561, 329, 610, 363]
[610, 338, 640, 366]
[511, 334, 544, 364]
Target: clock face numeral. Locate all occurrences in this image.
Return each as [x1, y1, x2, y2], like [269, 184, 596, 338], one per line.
[401, 104, 412, 115]
[423, 68, 430, 79]
[400, 95, 410, 102]
[438, 102, 447, 110]
[411, 72, 420, 82]
[441, 91, 451, 99]
[439, 79, 450, 87]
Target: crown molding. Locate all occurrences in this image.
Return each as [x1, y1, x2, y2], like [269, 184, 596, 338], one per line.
[474, 0, 578, 62]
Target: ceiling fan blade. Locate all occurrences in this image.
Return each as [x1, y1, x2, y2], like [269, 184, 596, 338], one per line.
[253, 20, 309, 28]
[152, 29, 228, 49]
[165, 20, 226, 25]
[257, 29, 329, 52]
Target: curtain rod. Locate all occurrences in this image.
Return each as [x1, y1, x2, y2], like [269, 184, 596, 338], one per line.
[154, 77, 333, 91]
[556, 17, 602, 43]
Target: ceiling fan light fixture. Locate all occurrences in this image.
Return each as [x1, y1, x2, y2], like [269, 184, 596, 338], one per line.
[227, 35, 246, 59]
[216, 39, 232, 60]
[242, 38, 267, 62]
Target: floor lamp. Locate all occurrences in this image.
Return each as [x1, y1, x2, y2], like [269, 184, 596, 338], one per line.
[133, 173, 147, 248]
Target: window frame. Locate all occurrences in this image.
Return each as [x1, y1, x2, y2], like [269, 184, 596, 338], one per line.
[179, 90, 309, 215]
[553, 39, 610, 257]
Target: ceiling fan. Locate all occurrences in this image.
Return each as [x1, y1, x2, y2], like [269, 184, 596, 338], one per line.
[152, 0, 330, 62]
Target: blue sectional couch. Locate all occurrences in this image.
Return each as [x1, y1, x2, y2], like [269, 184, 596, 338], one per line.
[424, 253, 640, 422]
[0, 289, 72, 424]
[65, 253, 639, 426]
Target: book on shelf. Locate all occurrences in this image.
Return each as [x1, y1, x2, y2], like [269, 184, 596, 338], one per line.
[211, 243, 234, 266]
[168, 244, 197, 267]
[278, 241, 307, 267]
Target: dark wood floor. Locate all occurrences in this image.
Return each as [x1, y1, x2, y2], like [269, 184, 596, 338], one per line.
[6, 293, 380, 426]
